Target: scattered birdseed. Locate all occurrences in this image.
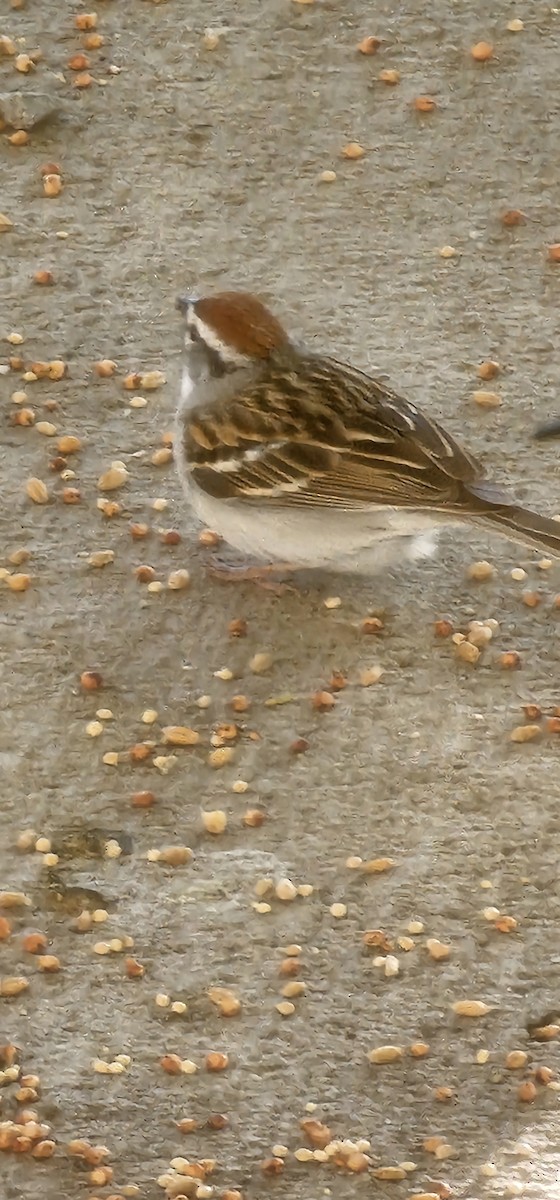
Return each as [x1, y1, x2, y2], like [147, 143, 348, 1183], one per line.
[330, 903, 347, 919]
[452, 1000, 494, 1017]
[276, 1001, 296, 1017]
[249, 652, 273, 673]
[201, 810, 227, 834]
[467, 559, 495, 581]
[471, 41, 494, 61]
[87, 720, 104, 738]
[510, 724, 541, 743]
[276, 878, 298, 901]
[341, 142, 365, 159]
[426, 938, 451, 961]
[368, 1045, 403, 1064]
[167, 569, 190, 590]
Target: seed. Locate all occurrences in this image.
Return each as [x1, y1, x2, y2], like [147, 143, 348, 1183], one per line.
[522, 589, 541, 608]
[198, 528, 221, 547]
[409, 1042, 430, 1057]
[357, 35, 381, 54]
[413, 96, 437, 112]
[243, 808, 264, 827]
[140, 370, 166, 389]
[206, 1052, 228, 1071]
[25, 478, 49, 504]
[362, 857, 395, 873]
[157, 846, 193, 866]
[510, 724, 541, 743]
[473, 389, 501, 408]
[361, 616, 384, 634]
[359, 665, 384, 686]
[167, 569, 190, 590]
[276, 1001, 295, 1016]
[311, 690, 336, 711]
[57, 435, 81, 454]
[15, 53, 34, 73]
[98, 465, 128, 491]
[162, 726, 200, 746]
[471, 41, 494, 61]
[43, 173, 62, 197]
[426, 938, 451, 961]
[22, 931, 48, 953]
[467, 559, 495, 581]
[319, 169, 337, 182]
[75, 12, 98, 29]
[517, 1080, 537, 1103]
[201, 810, 227, 835]
[160, 1054, 182, 1075]
[478, 360, 500, 380]
[507, 18, 524, 31]
[455, 641, 480, 664]
[532, 1024, 560, 1041]
[341, 142, 365, 159]
[6, 573, 31, 591]
[0, 976, 29, 996]
[282, 981, 306, 998]
[495, 914, 517, 932]
[367, 1045, 403, 1064]
[207, 987, 241, 1016]
[451, 1000, 493, 1017]
[276, 878, 297, 901]
[80, 670, 103, 690]
[249, 652, 273, 673]
[300, 1118, 331, 1147]
[37, 955, 60, 972]
[500, 651, 521, 669]
[152, 447, 173, 466]
[547, 244, 560, 263]
[379, 68, 400, 84]
[208, 746, 234, 768]
[374, 1167, 407, 1181]
[330, 903, 347, 918]
[88, 551, 114, 568]
[505, 1050, 528, 1070]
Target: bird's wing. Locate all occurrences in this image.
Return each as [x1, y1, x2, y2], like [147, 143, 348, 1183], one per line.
[184, 355, 510, 512]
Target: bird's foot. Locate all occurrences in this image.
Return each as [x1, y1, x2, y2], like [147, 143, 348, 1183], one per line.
[206, 556, 298, 594]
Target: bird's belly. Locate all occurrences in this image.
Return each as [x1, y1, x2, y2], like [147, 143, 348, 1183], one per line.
[186, 482, 446, 574]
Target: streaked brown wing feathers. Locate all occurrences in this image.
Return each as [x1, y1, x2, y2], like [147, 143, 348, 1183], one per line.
[186, 354, 493, 511]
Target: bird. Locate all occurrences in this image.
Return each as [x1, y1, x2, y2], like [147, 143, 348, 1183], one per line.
[173, 290, 560, 580]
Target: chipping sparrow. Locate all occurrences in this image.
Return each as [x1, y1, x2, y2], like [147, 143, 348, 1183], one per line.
[173, 290, 560, 575]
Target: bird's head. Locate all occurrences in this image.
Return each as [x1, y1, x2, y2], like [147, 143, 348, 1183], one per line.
[176, 290, 290, 379]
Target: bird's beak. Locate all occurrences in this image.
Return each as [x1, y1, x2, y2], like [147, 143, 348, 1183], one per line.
[175, 294, 197, 316]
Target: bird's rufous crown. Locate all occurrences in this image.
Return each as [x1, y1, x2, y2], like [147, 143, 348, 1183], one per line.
[193, 292, 289, 359]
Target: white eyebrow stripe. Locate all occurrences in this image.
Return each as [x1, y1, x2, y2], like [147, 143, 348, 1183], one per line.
[188, 310, 248, 365]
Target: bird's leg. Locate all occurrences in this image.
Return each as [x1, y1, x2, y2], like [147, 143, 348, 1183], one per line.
[206, 556, 298, 593]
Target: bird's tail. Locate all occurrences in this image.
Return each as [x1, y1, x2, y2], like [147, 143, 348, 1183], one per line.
[476, 504, 560, 556]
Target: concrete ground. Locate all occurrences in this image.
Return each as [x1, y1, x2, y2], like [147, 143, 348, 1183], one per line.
[1, 2, 560, 1198]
